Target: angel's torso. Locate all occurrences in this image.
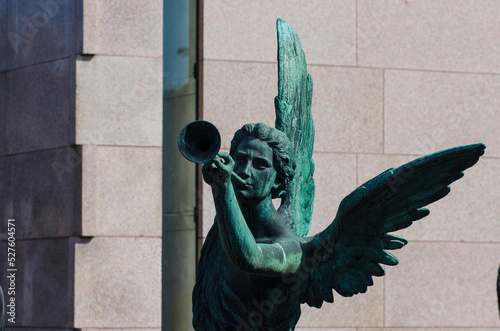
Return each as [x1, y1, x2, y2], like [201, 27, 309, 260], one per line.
[193, 224, 303, 330]
[221, 241, 299, 301]
[219, 239, 302, 329]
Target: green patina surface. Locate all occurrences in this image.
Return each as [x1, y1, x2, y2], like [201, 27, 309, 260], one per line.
[180, 19, 485, 331]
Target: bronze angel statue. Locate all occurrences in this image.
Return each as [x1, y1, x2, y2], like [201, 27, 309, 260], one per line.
[183, 19, 485, 330]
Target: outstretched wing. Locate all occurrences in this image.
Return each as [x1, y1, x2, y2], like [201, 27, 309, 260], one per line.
[274, 18, 315, 238]
[300, 143, 485, 308]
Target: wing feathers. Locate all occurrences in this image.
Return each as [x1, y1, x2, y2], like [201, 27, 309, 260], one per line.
[364, 249, 399, 266]
[300, 143, 485, 306]
[275, 19, 315, 238]
[377, 234, 408, 250]
[357, 260, 386, 277]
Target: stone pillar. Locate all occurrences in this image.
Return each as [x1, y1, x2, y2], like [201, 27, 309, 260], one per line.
[74, 1, 163, 329]
[162, 0, 198, 330]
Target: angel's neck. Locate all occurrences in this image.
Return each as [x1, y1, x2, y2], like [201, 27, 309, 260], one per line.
[238, 196, 281, 238]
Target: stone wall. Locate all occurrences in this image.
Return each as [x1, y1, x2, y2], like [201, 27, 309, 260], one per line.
[201, 1, 500, 329]
[1, 0, 163, 329]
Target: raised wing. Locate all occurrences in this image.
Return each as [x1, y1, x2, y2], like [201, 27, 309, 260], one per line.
[300, 143, 485, 308]
[274, 18, 315, 238]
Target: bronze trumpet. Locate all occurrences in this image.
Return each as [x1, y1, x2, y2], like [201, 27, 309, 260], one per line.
[178, 121, 246, 184]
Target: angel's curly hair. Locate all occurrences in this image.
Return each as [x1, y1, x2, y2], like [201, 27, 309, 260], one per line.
[230, 123, 296, 198]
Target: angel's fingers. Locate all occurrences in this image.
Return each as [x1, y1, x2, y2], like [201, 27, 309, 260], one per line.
[218, 152, 234, 165]
[210, 157, 224, 171]
[213, 155, 233, 172]
[202, 162, 221, 179]
[201, 163, 217, 185]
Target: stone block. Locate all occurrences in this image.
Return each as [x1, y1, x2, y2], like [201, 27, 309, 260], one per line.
[385, 242, 500, 327]
[203, 0, 356, 65]
[385, 70, 500, 157]
[296, 277, 383, 328]
[75, 237, 161, 328]
[0, 237, 75, 328]
[358, 1, 500, 73]
[309, 66, 383, 153]
[202, 60, 277, 150]
[0, 147, 81, 240]
[83, 0, 162, 57]
[76, 55, 162, 146]
[5, 57, 76, 155]
[6, 0, 82, 70]
[358, 153, 500, 242]
[82, 146, 161, 236]
[308, 152, 357, 236]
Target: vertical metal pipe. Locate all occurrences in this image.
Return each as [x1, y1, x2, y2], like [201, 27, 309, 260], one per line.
[0, 285, 4, 331]
[162, 0, 198, 330]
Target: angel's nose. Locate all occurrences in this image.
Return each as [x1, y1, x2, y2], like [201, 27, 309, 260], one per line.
[238, 162, 251, 179]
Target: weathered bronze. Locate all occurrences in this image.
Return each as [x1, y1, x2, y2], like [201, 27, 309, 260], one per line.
[182, 19, 485, 330]
[178, 120, 222, 164]
[178, 120, 246, 184]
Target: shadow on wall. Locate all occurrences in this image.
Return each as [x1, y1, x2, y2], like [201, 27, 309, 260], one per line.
[1, 285, 3, 331]
[497, 265, 500, 318]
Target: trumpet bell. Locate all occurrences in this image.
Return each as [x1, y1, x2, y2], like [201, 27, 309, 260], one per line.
[178, 120, 221, 164]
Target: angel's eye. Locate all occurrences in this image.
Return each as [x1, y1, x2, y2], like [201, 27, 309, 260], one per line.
[253, 159, 271, 170]
[235, 154, 246, 164]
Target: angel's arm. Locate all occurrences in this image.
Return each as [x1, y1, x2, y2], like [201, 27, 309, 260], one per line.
[203, 153, 302, 276]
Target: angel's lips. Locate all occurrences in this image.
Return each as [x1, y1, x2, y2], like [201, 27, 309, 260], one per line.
[233, 181, 252, 190]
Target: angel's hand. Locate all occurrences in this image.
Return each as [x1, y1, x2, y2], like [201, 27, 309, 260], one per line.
[202, 152, 235, 191]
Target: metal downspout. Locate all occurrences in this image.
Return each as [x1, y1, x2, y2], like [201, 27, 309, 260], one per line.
[162, 0, 198, 330]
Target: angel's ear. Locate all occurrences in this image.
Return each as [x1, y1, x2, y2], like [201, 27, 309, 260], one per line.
[271, 181, 285, 199]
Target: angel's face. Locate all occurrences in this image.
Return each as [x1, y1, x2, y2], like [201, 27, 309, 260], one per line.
[232, 137, 278, 202]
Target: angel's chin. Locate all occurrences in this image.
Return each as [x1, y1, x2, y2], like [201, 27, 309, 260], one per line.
[235, 188, 250, 195]
[234, 188, 253, 199]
